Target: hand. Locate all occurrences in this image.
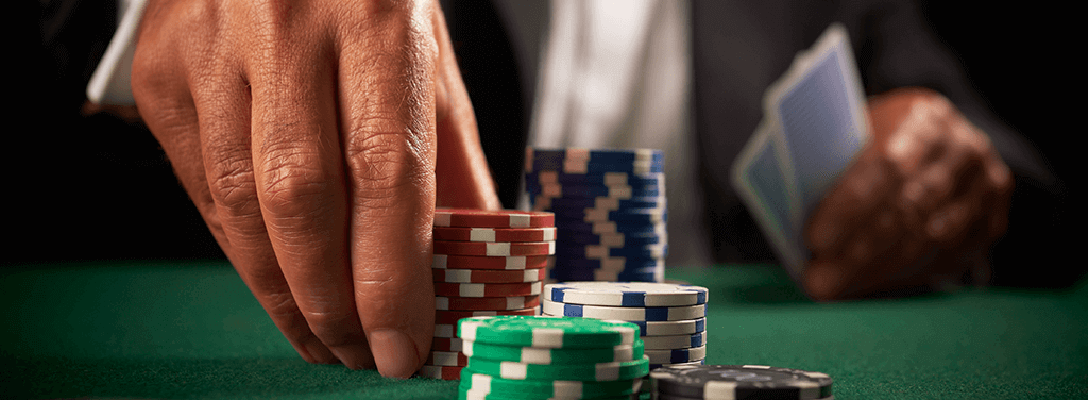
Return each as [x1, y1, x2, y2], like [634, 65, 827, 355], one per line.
[131, 0, 500, 378]
[803, 88, 1012, 300]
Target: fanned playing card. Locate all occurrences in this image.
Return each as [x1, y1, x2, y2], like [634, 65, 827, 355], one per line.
[731, 23, 870, 280]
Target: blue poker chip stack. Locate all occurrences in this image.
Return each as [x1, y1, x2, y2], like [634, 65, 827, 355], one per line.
[524, 148, 667, 282]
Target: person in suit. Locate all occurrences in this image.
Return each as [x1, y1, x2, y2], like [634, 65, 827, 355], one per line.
[28, 0, 1070, 379]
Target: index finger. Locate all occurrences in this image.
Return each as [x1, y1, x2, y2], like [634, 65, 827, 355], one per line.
[336, 1, 440, 379]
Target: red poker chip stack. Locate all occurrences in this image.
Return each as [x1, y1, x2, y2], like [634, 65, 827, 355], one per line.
[417, 209, 556, 380]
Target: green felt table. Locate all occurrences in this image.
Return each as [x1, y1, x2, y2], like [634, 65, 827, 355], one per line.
[2, 261, 1086, 400]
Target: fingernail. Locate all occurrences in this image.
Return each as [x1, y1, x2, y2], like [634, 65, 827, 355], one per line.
[370, 329, 422, 379]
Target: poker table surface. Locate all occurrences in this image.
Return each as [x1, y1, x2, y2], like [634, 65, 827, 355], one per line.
[3, 261, 1086, 400]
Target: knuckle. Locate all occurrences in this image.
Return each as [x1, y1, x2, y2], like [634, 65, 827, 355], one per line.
[256, 145, 334, 218]
[343, 123, 432, 206]
[205, 142, 260, 217]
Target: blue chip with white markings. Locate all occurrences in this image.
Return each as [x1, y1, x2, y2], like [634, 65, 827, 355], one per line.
[543, 282, 708, 307]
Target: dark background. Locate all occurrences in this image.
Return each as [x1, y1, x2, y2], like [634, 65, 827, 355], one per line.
[10, 1, 1075, 285]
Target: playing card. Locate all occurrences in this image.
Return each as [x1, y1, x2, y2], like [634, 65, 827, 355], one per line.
[763, 23, 870, 219]
[731, 120, 806, 278]
[732, 23, 870, 279]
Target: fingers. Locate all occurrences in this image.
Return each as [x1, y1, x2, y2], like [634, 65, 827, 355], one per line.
[134, 0, 343, 366]
[803, 149, 901, 300]
[335, 1, 438, 378]
[432, 6, 501, 210]
[242, 8, 371, 369]
[806, 148, 895, 256]
[804, 89, 1014, 300]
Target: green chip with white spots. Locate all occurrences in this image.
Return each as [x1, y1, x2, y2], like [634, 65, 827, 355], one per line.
[462, 338, 645, 364]
[465, 355, 650, 381]
[458, 315, 639, 348]
[458, 369, 642, 399]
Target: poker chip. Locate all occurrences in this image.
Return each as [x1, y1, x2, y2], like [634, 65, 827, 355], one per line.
[433, 227, 558, 242]
[462, 338, 645, 364]
[459, 370, 643, 399]
[553, 244, 668, 259]
[537, 315, 707, 337]
[428, 350, 469, 367]
[550, 207, 668, 223]
[458, 316, 639, 348]
[432, 336, 463, 352]
[435, 209, 555, 229]
[526, 147, 668, 284]
[532, 184, 662, 199]
[548, 267, 664, 284]
[527, 156, 664, 175]
[629, 318, 707, 337]
[418, 364, 464, 380]
[533, 195, 665, 211]
[434, 308, 539, 324]
[526, 170, 665, 186]
[433, 281, 544, 298]
[433, 240, 556, 257]
[433, 268, 547, 284]
[541, 300, 705, 321]
[465, 356, 650, 382]
[527, 148, 664, 164]
[429, 209, 555, 381]
[459, 390, 642, 400]
[649, 359, 706, 371]
[640, 332, 707, 350]
[554, 219, 667, 235]
[551, 257, 665, 271]
[650, 365, 834, 400]
[544, 282, 708, 307]
[436, 295, 541, 311]
[654, 395, 836, 400]
[432, 254, 550, 270]
[556, 231, 664, 247]
[644, 345, 706, 364]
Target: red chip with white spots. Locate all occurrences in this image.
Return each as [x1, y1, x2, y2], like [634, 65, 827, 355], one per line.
[431, 254, 550, 270]
[434, 308, 539, 324]
[432, 240, 556, 256]
[417, 365, 463, 380]
[427, 350, 469, 367]
[432, 226, 557, 242]
[435, 295, 541, 311]
[432, 268, 546, 283]
[431, 336, 463, 352]
[434, 281, 543, 298]
[433, 209, 555, 229]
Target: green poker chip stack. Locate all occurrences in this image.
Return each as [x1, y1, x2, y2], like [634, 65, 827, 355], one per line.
[456, 315, 650, 400]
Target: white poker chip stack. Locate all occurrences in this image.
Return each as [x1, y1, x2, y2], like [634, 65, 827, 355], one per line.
[540, 282, 709, 370]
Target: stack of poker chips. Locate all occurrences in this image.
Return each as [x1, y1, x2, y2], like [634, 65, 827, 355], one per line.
[419, 209, 556, 380]
[456, 315, 649, 400]
[650, 364, 834, 400]
[524, 148, 667, 283]
[542, 282, 708, 370]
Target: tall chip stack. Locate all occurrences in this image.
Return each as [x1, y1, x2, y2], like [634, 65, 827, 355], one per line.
[524, 148, 667, 282]
[420, 209, 556, 381]
[541, 282, 708, 371]
[456, 316, 649, 400]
